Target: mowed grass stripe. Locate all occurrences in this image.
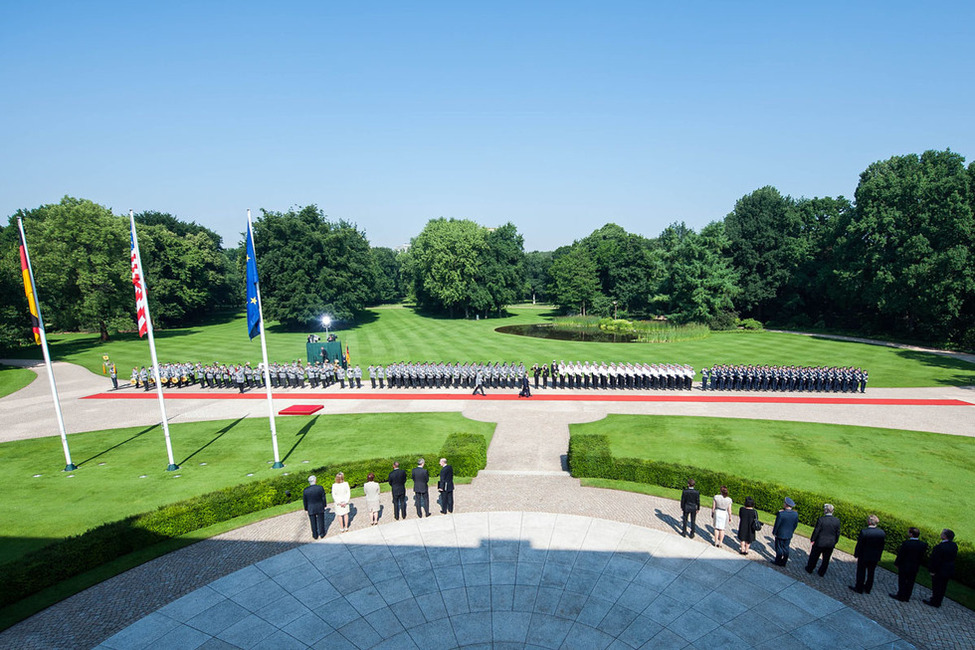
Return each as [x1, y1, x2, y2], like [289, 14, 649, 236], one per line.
[572, 414, 974, 542]
[7, 305, 973, 387]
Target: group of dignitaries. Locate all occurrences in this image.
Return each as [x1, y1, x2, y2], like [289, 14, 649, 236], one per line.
[679, 479, 959, 609]
[700, 364, 868, 392]
[127, 360, 871, 394]
[301, 458, 455, 539]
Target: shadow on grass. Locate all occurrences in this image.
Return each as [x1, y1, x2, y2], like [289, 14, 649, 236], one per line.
[178, 417, 246, 467]
[76, 425, 160, 467]
[281, 416, 319, 464]
[893, 349, 975, 386]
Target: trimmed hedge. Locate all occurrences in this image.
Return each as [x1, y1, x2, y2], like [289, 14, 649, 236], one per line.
[0, 433, 487, 610]
[568, 434, 974, 589]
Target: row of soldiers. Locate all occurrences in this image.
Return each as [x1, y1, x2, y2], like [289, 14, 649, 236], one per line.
[700, 365, 868, 392]
[375, 362, 527, 389]
[533, 361, 696, 390]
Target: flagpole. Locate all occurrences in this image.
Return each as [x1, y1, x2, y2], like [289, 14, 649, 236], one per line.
[17, 217, 76, 471]
[247, 210, 283, 468]
[130, 210, 179, 471]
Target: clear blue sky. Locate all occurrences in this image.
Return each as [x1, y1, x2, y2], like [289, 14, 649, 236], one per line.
[2, 1, 972, 251]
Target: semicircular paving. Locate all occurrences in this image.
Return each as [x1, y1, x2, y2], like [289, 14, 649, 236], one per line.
[97, 512, 908, 650]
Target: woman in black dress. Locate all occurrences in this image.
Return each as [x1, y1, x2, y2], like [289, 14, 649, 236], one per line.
[738, 496, 759, 555]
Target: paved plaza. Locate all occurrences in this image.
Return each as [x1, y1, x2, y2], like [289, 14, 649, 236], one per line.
[0, 358, 973, 648]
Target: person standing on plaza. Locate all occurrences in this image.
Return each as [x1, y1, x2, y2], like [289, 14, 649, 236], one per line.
[890, 527, 927, 602]
[772, 497, 799, 566]
[711, 486, 732, 548]
[412, 457, 430, 517]
[680, 479, 700, 538]
[438, 457, 454, 514]
[332, 472, 351, 532]
[925, 529, 958, 608]
[364, 473, 381, 526]
[805, 503, 841, 577]
[850, 514, 885, 594]
[303, 475, 327, 539]
[473, 367, 485, 396]
[737, 496, 758, 555]
[387, 461, 408, 520]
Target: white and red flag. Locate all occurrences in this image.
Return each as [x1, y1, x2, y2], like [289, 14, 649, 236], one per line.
[130, 221, 149, 337]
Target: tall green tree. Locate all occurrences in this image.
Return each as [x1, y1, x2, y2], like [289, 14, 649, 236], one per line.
[523, 250, 553, 304]
[576, 224, 657, 315]
[251, 206, 377, 328]
[724, 186, 800, 320]
[370, 247, 405, 304]
[548, 245, 601, 315]
[832, 149, 975, 342]
[651, 222, 739, 324]
[12, 197, 130, 340]
[402, 218, 491, 317]
[478, 223, 525, 317]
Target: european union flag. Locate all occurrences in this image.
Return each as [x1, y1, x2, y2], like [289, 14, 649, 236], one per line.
[245, 221, 261, 339]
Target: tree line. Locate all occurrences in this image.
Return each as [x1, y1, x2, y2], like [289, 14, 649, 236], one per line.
[1, 148, 973, 349]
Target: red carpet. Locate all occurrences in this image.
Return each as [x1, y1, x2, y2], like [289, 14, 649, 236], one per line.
[278, 404, 323, 415]
[82, 391, 972, 406]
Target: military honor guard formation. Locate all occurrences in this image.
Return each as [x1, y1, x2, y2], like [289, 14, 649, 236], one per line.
[124, 359, 873, 394]
[700, 364, 869, 393]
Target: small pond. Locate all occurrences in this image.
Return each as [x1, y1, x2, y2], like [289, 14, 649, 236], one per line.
[495, 324, 639, 343]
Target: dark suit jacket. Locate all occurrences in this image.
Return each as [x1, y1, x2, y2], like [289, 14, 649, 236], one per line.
[680, 488, 700, 513]
[929, 540, 958, 577]
[387, 468, 407, 498]
[438, 464, 454, 492]
[302, 484, 327, 514]
[854, 526, 886, 564]
[894, 538, 928, 572]
[810, 515, 841, 548]
[411, 466, 429, 494]
[772, 509, 799, 540]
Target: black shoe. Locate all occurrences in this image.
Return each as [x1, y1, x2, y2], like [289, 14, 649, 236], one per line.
[804, 567, 813, 574]
[889, 593, 906, 601]
[848, 586, 862, 594]
[922, 599, 939, 607]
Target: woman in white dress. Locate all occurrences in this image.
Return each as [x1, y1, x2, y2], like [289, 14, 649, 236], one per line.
[364, 473, 381, 525]
[332, 472, 351, 532]
[712, 485, 733, 548]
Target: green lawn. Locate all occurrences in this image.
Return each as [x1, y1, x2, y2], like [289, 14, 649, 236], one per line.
[0, 412, 495, 563]
[571, 415, 974, 543]
[6, 305, 974, 387]
[0, 364, 36, 399]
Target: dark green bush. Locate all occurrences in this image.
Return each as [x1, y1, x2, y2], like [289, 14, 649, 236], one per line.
[0, 432, 487, 610]
[440, 433, 487, 477]
[568, 434, 974, 589]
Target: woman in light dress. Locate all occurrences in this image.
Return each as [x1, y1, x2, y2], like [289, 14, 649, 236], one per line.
[712, 485, 733, 548]
[364, 472, 381, 525]
[332, 472, 351, 532]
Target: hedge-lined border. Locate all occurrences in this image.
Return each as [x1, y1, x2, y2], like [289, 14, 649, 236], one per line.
[0, 432, 487, 610]
[567, 434, 973, 588]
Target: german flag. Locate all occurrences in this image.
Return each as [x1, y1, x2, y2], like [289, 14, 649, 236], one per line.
[18, 228, 41, 345]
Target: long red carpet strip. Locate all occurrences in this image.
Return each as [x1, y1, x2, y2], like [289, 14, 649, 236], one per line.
[82, 392, 972, 406]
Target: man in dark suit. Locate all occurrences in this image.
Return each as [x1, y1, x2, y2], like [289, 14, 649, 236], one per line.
[924, 529, 958, 607]
[438, 457, 454, 514]
[412, 457, 430, 517]
[302, 475, 327, 539]
[850, 514, 886, 594]
[805, 503, 841, 576]
[680, 479, 700, 538]
[890, 527, 928, 602]
[772, 497, 799, 566]
[387, 461, 408, 520]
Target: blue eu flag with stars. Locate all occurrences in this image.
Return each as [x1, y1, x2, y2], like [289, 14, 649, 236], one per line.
[245, 221, 261, 339]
